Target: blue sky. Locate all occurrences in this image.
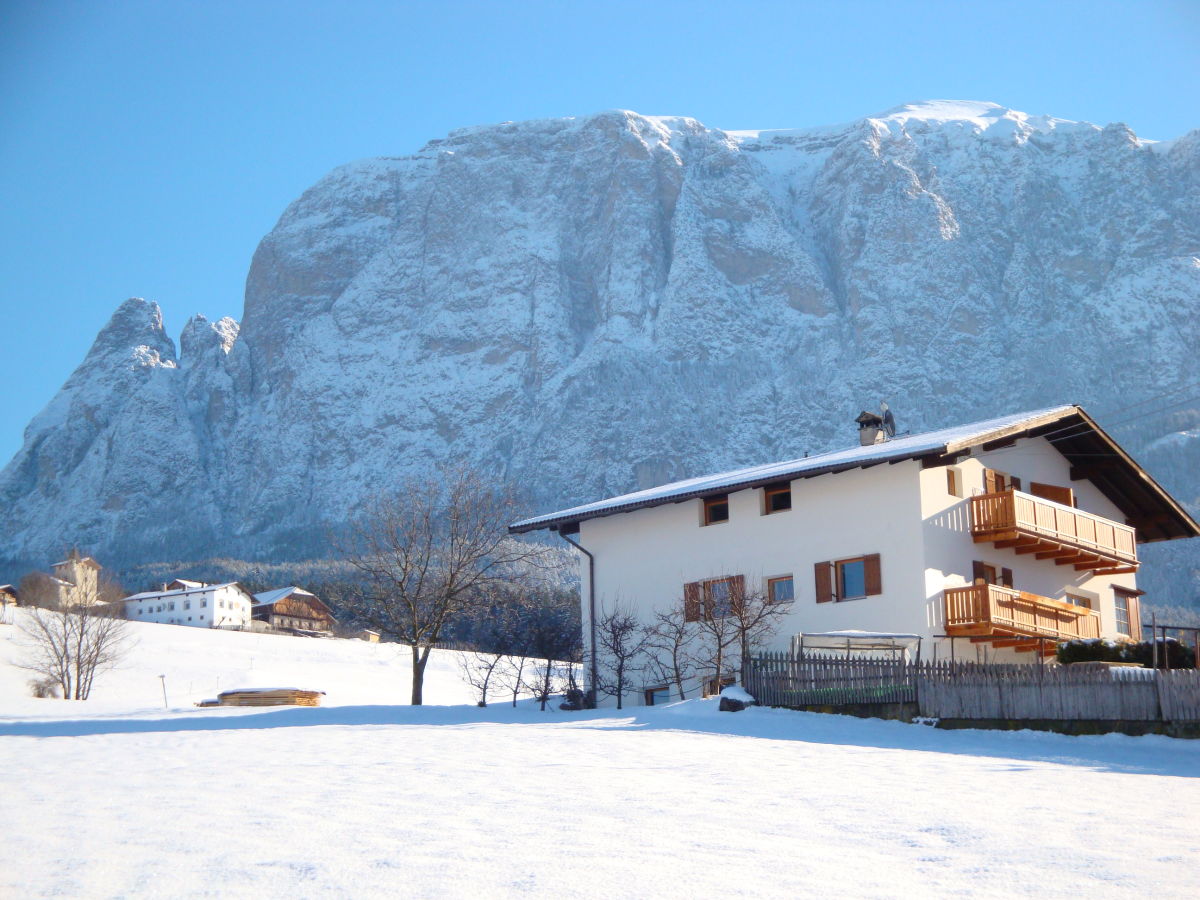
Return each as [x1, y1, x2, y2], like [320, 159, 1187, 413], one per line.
[1, 0, 1197, 462]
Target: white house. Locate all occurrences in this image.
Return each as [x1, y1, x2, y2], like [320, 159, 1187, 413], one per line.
[510, 405, 1199, 706]
[124, 582, 254, 629]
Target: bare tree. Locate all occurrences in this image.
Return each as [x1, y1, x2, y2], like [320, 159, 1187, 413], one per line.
[336, 466, 544, 705]
[728, 584, 790, 669]
[496, 653, 529, 707]
[17, 575, 130, 700]
[519, 588, 581, 711]
[692, 581, 741, 695]
[457, 650, 504, 707]
[694, 578, 789, 693]
[17, 571, 64, 611]
[595, 600, 649, 709]
[644, 605, 697, 701]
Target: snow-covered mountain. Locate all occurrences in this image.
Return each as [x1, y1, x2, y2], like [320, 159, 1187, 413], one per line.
[2, 101, 1198, 598]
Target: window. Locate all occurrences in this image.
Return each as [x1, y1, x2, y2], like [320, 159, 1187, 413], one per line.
[644, 686, 670, 706]
[814, 555, 882, 603]
[702, 495, 729, 526]
[168, 602, 175, 611]
[767, 576, 794, 604]
[971, 561, 1012, 588]
[707, 579, 732, 617]
[983, 468, 1021, 493]
[201, 599, 207, 607]
[683, 575, 744, 621]
[1114, 588, 1141, 639]
[184, 600, 190, 610]
[947, 468, 961, 498]
[838, 559, 867, 599]
[763, 483, 792, 514]
[704, 675, 736, 697]
[1063, 592, 1092, 609]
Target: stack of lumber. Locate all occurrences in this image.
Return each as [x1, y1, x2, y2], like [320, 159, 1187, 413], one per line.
[216, 688, 324, 707]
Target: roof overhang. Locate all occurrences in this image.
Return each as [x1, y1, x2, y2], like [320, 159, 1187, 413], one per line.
[509, 405, 1199, 543]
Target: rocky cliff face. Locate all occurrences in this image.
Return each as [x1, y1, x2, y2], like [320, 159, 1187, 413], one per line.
[2, 101, 1197, 598]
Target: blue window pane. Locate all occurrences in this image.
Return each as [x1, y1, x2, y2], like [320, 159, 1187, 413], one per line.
[770, 578, 794, 604]
[708, 580, 731, 616]
[839, 560, 866, 599]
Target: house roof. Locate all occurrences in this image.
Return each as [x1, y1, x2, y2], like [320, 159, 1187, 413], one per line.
[252, 586, 316, 607]
[124, 582, 244, 603]
[509, 405, 1200, 543]
[52, 556, 102, 570]
[252, 586, 335, 618]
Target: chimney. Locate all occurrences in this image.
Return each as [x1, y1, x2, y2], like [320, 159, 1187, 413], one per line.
[855, 410, 885, 446]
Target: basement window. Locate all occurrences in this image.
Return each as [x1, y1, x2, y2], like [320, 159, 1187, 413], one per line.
[644, 686, 670, 706]
[702, 495, 729, 526]
[763, 483, 792, 514]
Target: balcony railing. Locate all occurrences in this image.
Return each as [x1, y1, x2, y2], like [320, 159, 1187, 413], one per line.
[945, 584, 1101, 643]
[970, 489, 1138, 573]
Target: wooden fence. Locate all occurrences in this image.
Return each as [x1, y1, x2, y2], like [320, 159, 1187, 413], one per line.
[744, 652, 916, 707]
[743, 654, 1200, 723]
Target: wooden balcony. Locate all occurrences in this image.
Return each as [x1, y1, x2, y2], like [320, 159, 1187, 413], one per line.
[945, 584, 1101, 653]
[970, 489, 1138, 575]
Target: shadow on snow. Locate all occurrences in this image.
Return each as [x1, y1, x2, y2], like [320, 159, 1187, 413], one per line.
[0, 701, 1196, 778]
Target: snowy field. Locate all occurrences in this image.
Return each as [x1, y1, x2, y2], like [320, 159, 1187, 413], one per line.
[2, 614, 1199, 898]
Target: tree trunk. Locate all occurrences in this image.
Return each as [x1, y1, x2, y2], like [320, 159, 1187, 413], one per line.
[410, 644, 430, 705]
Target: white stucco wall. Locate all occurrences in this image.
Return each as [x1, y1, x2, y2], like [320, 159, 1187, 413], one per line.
[580, 460, 929, 705]
[574, 435, 1148, 706]
[125, 584, 252, 629]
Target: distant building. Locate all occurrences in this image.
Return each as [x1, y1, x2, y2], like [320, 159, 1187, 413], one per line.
[48, 552, 104, 607]
[358, 629, 380, 643]
[0, 585, 17, 608]
[252, 587, 337, 634]
[124, 582, 254, 629]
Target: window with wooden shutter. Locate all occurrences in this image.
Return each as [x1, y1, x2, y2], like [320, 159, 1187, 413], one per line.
[947, 468, 961, 497]
[683, 582, 701, 622]
[1000, 568, 1013, 588]
[814, 561, 834, 603]
[1030, 482, 1075, 506]
[983, 469, 999, 494]
[1113, 588, 1141, 639]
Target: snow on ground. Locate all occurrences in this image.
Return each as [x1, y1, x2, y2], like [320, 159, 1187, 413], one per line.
[1, 613, 1199, 898]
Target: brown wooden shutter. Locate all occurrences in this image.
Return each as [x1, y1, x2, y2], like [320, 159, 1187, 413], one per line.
[983, 469, 999, 493]
[1029, 482, 1074, 506]
[863, 554, 882, 596]
[972, 560, 987, 584]
[683, 582, 701, 622]
[1000, 567, 1013, 588]
[946, 469, 958, 497]
[1128, 594, 1142, 641]
[814, 562, 834, 603]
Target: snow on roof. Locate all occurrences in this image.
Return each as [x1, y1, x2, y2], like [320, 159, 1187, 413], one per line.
[124, 582, 241, 603]
[252, 586, 317, 607]
[511, 405, 1076, 533]
[52, 556, 101, 569]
